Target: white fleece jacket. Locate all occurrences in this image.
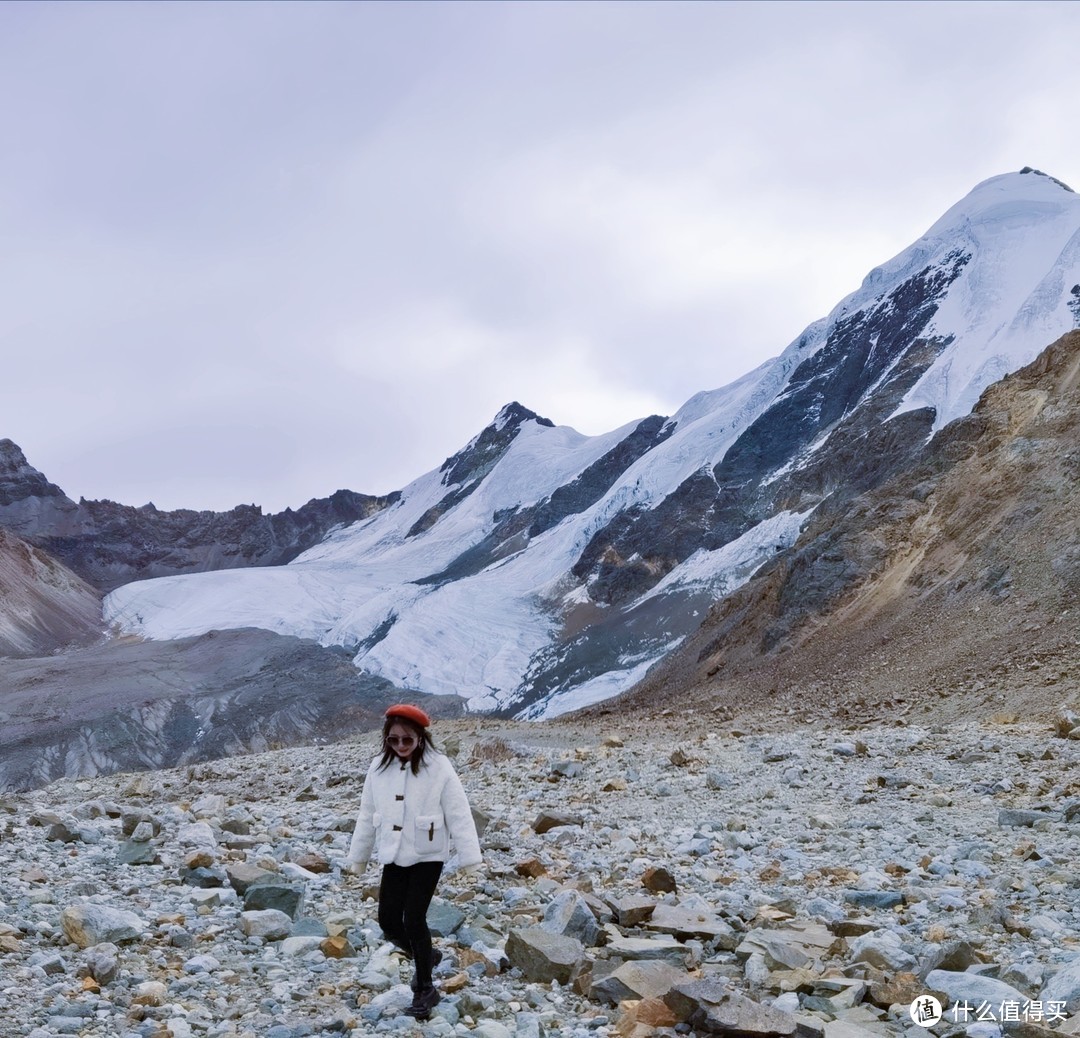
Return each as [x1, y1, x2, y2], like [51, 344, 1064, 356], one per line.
[346, 751, 482, 869]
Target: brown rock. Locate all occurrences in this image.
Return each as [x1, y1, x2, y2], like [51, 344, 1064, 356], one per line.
[516, 858, 547, 878]
[868, 971, 927, 1009]
[613, 895, 657, 927]
[828, 918, 879, 938]
[184, 849, 214, 870]
[294, 852, 331, 874]
[532, 811, 584, 834]
[457, 947, 498, 976]
[617, 997, 680, 1037]
[443, 972, 470, 993]
[320, 935, 355, 958]
[635, 997, 680, 1027]
[642, 866, 677, 893]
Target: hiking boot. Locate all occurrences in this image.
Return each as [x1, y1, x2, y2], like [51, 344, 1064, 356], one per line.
[410, 948, 443, 991]
[404, 984, 440, 1019]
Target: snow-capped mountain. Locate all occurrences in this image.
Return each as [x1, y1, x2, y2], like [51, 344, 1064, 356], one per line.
[103, 169, 1080, 719]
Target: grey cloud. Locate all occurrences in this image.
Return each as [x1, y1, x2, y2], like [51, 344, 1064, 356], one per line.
[2, 1, 1079, 511]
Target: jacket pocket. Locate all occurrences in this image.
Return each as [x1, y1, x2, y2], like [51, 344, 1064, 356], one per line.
[414, 814, 447, 856]
[371, 812, 383, 828]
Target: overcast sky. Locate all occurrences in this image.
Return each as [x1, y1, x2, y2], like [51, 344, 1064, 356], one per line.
[3, 1, 1079, 513]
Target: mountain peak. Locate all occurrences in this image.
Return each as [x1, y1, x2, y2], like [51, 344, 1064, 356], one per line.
[1019, 166, 1075, 193]
[923, 168, 1080, 240]
[0, 439, 69, 508]
[493, 401, 555, 431]
[434, 402, 554, 493]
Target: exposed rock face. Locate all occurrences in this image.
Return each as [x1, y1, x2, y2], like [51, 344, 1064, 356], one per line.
[572, 251, 970, 609]
[0, 627, 459, 792]
[619, 330, 1080, 723]
[0, 438, 83, 536]
[0, 439, 398, 593]
[408, 402, 555, 539]
[0, 525, 102, 657]
[416, 412, 673, 587]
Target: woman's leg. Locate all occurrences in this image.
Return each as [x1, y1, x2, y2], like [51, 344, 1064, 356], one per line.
[377, 864, 411, 953]
[402, 861, 444, 989]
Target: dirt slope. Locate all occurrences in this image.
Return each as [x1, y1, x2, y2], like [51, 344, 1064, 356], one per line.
[0, 527, 102, 657]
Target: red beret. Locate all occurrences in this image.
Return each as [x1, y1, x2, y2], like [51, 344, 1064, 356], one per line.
[385, 704, 432, 728]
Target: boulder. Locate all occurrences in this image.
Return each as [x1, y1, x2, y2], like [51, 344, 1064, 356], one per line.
[612, 894, 657, 927]
[591, 960, 688, 1005]
[61, 905, 145, 949]
[605, 934, 688, 965]
[1040, 956, 1080, 1014]
[427, 897, 467, 937]
[505, 928, 584, 984]
[642, 866, 677, 893]
[176, 821, 217, 848]
[848, 929, 917, 971]
[664, 976, 802, 1036]
[645, 903, 739, 949]
[532, 811, 584, 834]
[243, 882, 305, 919]
[238, 910, 292, 940]
[78, 943, 120, 985]
[925, 970, 1029, 1019]
[226, 862, 276, 895]
[540, 890, 601, 947]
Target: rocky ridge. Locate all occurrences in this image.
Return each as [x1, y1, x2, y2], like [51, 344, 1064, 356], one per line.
[0, 439, 397, 593]
[4, 714, 1080, 1038]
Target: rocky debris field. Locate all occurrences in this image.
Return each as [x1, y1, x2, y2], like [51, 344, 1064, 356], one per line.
[4, 712, 1080, 1038]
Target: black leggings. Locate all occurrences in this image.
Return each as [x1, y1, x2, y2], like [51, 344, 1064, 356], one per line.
[378, 861, 444, 987]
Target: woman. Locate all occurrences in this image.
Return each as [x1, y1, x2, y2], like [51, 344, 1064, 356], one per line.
[346, 704, 482, 1019]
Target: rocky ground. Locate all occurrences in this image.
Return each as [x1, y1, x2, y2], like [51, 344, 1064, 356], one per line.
[5, 711, 1080, 1038]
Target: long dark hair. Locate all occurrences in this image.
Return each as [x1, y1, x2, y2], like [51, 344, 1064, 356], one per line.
[377, 714, 439, 775]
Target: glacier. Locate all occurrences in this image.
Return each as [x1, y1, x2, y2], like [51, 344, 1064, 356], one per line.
[104, 169, 1080, 718]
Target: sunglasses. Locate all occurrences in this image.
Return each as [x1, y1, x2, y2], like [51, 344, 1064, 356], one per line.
[386, 735, 418, 746]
